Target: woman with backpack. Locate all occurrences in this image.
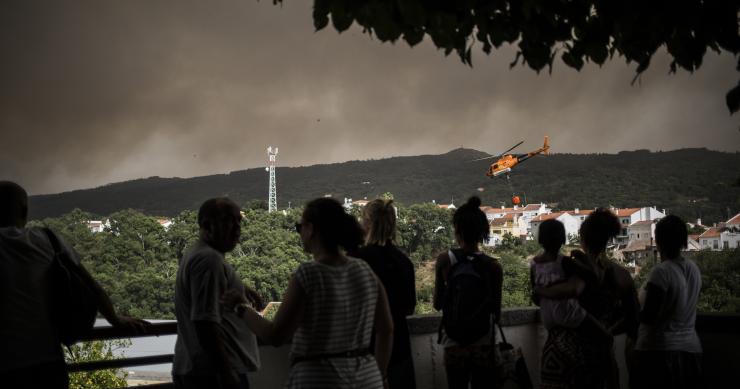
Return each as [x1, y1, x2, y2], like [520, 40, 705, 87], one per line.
[355, 199, 417, 389]
[433, 196, 503, 389]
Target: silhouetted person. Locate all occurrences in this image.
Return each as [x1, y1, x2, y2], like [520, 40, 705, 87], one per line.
[536, 208, 639, 389]
[356, 199, 417, 389]
[0, 181, 147, 389]
[173, 198, 261, 389]
[632, 215, 702, 389]
[530, 219, 611, 335]
[433, 196, 503, 389]
[221, 197, 394, 388]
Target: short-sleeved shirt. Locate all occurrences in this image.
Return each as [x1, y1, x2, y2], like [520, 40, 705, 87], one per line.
[173, 241, 260, 375]
[636, 257, 702, 353]
[0, 227, 80, 372]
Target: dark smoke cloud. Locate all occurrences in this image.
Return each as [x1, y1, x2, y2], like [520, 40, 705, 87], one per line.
[1, 0, 737, 195]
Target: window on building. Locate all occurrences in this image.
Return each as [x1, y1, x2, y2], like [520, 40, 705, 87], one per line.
[724, 241, 729, 249]
[637, 233, 640, 239]
[713, 240, 719, 249]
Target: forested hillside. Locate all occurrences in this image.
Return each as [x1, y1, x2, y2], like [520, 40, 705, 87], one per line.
[30, 148, 740, 224]
[29, 205, 740, 321]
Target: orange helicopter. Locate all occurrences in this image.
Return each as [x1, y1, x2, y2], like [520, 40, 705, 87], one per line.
[474, 136, 550, 178]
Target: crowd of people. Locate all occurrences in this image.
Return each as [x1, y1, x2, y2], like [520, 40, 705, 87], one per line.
[0, 180, 703, 389]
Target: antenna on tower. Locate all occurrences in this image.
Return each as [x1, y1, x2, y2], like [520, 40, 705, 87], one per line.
[266, 146, 278, 213]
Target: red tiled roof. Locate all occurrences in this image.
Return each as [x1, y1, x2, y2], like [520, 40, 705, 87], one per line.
[615, 208, 641, 217]
[688, 234, 702, 242]
[699, 227, 721, 239]
[630, 220, 653, 226]
[532, 212, 564, 222]
[565, 209, 593, 216]
[727, 213, 740, 225]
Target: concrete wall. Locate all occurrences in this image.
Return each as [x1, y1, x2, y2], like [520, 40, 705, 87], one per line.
[248, 309, 740, 389]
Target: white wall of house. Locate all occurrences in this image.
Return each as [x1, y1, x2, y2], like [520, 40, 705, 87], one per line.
[701, 237, 721, 250]
[721, 231, 740, 250]
[531, 213, 579, 241]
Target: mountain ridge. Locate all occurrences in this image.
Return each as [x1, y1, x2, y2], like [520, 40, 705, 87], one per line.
[28, 148, 740, 224]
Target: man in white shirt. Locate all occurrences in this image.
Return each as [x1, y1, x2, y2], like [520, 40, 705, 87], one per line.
[0, 181, 147, 389]
[173, 197, 261, 389]
[633, 215, 702, 389]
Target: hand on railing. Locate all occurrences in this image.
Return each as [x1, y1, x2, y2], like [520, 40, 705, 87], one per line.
[109, 315, 151, 335]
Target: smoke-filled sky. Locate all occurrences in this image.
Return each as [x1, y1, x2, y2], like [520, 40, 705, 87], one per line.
[2, 1, 738, 195]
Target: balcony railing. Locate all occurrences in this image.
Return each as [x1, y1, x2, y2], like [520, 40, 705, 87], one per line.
[70, 309, 740, 389]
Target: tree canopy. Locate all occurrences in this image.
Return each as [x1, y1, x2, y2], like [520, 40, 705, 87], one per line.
[298, 0, 740, 112]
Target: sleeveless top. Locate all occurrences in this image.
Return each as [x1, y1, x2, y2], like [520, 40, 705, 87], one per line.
[287, 257, 383, 389]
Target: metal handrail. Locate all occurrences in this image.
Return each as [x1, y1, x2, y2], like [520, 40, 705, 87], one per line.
[68, 322, 177, 389]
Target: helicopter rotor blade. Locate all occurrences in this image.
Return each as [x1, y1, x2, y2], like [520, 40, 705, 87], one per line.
[499, 140, 524, 156]
[470, 155, 499, 162]
[470, 140, 524, 162]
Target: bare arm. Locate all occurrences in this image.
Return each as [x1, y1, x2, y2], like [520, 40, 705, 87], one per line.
[529, 265, 540, 306]
[234, 274, 305, 346]
[77, 264, 148, 332]
[433, 253, 450, 311]
[535, 276, 586, 299]
[374, 276, 394, 379]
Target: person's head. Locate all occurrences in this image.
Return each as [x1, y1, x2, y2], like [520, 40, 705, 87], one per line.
[578, 208, 621, 255]
[655, 215, 688, 260]
[0, 181, 28, 228]
[538, 219, 566, 254]
[452, 196, 489, 247]
[197, 197, 242, 253]
[299, 198, 364, 256]
[362, 199, 396, 246]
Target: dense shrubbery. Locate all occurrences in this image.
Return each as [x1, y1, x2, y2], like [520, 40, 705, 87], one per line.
[29, 205, 739, 320]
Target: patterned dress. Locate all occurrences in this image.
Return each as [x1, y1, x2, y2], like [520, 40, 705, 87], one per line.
[286, 257, 384, 389]
[540, 254, 625, 389]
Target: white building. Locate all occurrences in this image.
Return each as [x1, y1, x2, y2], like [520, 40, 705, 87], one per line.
[530, 212, 580, 242]
[628, 220, 655, 244]
[614, 207, 666, 246]
[699, 227, 722, 250]
[86, 220, 107, 233]
[698, 213, 740, 251]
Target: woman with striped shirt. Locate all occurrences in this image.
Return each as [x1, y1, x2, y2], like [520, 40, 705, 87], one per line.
[222, 198, 394, 388]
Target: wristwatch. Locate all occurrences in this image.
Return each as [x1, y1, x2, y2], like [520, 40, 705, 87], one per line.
[234, 302, 250, 317]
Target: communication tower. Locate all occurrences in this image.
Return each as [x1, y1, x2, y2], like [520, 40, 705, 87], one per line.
[266, 146, 278, 212]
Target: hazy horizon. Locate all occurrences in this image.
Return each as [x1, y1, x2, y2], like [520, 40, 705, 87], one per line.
[3, 1, 738, 195]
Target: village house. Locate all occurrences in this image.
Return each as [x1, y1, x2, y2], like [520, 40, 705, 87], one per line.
[530, 212, 580, 242]
[487, 213, 527, 246]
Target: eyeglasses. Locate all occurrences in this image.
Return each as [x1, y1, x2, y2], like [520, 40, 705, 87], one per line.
[294, 223, 302, 233]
